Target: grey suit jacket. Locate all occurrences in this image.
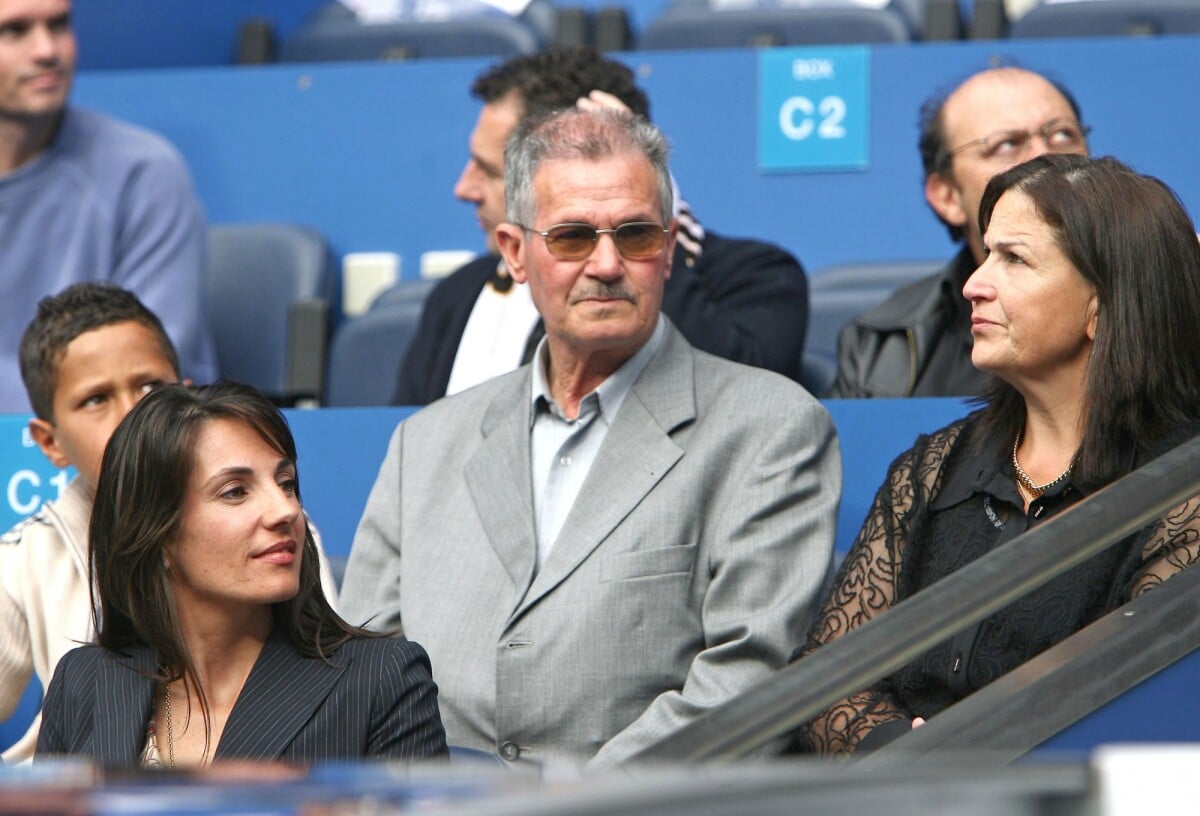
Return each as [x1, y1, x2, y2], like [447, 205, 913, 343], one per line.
[35, 634, 447, 765]
[342, 321, 840, 766]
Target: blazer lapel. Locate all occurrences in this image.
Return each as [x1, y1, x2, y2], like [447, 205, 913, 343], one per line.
[215, 635, 346, 760]
[464, 372, 538, 595]
[516, 324, 696, 616]
[94, 647, 158, 767]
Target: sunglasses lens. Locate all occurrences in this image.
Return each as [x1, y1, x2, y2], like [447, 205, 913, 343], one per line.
[544, 225, 597, 260]
[540, 223, 664, 260]
[615, 223, 665, 259]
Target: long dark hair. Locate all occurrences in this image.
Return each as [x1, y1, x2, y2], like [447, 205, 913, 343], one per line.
[90, 383, 372, 733]
[974, 154, 1200, 489]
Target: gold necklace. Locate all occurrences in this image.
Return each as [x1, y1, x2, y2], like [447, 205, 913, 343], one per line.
[1011, 430, 1073, 498]
[162, 681, 175, 769]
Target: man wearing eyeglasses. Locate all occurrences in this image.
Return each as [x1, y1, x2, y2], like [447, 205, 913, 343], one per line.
[342, 108, 839, 767]
[829, 66, 1089, 398]
[391, 46, 809, 406]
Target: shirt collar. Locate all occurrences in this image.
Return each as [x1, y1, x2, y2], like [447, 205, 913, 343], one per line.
[930, 422, 1139, 513]
[529, 318, 666, 427]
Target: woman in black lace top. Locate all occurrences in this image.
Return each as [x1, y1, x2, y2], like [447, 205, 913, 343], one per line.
[799, 155, 1200, 755]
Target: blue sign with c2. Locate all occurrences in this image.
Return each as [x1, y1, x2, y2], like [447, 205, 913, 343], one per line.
[758, 45, 870, 172]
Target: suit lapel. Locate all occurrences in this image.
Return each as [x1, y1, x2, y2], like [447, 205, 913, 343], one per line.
[516, 325, 696, 616]
[94, 647, 158, 767]
[215, 635, 346, 760]
[464, 372, 537, 595]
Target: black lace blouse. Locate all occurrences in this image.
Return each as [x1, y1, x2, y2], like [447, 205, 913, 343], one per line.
[798, 410, 1200, 756]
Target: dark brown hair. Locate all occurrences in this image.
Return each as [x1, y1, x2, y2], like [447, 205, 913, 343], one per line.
[90, 382, 372, 739]
[974, 154, 1200, 489]
[19, 283, 179, 421]
[471, 45, 650, 121]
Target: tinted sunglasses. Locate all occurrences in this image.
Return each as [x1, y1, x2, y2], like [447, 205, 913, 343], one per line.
[520, 221, 669, 261]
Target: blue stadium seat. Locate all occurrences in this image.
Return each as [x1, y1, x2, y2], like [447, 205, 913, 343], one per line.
[806, 286, 898, 360]
[278, 1, 548, 62]
[810, 258, 943, 291]
[205, 223, 333, 405]
[0, 680, 42, 759]
[1008, 0, 1200, 38]
[371, 277, 438, 309]
[800, 349, 839, 396]
[324, 279, 435, 407]
[637, 0, 921, 49]
[802, 259, 942, 394]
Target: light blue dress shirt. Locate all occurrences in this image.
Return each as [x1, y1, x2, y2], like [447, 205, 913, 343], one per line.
[528, 320, 666, 573]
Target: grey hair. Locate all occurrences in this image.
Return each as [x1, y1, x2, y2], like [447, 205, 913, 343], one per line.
[504, 108, 673, 228]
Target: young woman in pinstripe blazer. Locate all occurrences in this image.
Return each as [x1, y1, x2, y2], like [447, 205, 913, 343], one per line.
[36, 383, 447, 768]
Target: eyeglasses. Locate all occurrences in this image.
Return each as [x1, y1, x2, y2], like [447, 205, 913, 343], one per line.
[949, 119, 1091, 164]
[519, 221, 669, 261]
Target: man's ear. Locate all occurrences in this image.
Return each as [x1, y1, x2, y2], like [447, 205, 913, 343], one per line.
[925, 171, 968, 230]
[28, 418, 70, 469]
[495, 223, 528, 284]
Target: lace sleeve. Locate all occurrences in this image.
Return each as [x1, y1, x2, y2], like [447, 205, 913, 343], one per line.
[796, 421, 964, 756]
[1128, 492, 1200, 599]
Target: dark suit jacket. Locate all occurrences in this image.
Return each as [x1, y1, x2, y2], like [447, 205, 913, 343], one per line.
[393, 231, 808, 405]
[35, 634, 447, 766]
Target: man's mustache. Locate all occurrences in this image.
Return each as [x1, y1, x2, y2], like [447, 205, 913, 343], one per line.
[568, 283, 637, 304]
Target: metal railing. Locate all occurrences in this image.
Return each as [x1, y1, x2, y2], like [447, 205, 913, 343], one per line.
[859, 558, 1200, 770]
[630, 434, 1200, 764]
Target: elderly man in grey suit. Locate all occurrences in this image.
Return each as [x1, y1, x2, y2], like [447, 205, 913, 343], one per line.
[340, 108, 841, 767]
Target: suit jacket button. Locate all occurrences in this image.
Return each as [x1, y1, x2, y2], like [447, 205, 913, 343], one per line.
[498, 741, 521, 762]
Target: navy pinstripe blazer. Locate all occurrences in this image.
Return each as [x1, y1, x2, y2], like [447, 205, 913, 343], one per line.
[35, 634, 448, 766]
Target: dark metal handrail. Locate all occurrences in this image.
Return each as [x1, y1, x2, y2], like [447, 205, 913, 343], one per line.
[857, 557, 1200, 770]
[629, 433, 1200, 763]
